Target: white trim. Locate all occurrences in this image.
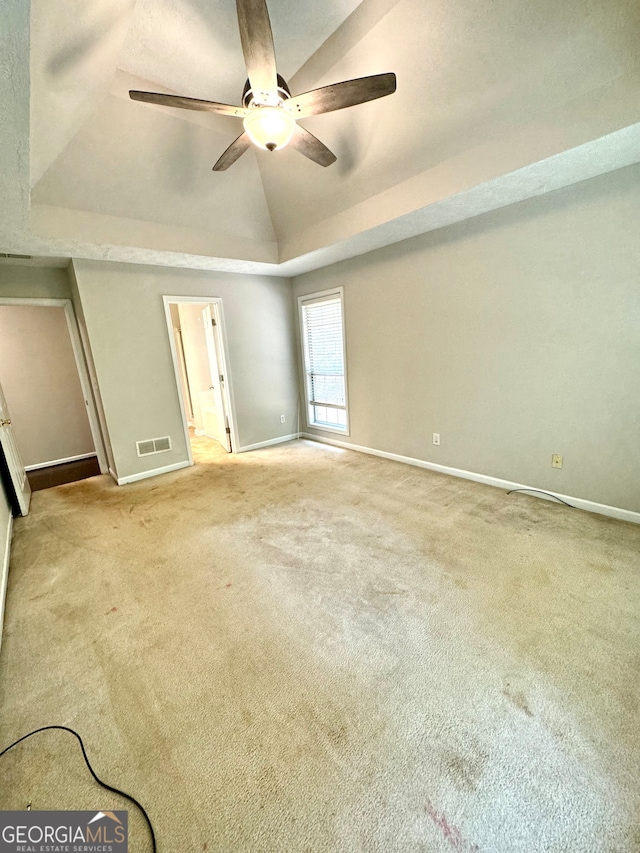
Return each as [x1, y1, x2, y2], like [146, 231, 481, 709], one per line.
[301, 434, 640, 525]
[116, 460, 190, 486]
[162, 298, 195, 468]
[304, 422, 349, 436]
[194, 429, 206, 436]
[0, 511, 13, 648]
[61, 301, 108, 474]
[210, 300, 240, 453]
[162, 296, 240, 458]
[298, 286, 350, 436]
[108, 467, 118, 484]
[25, 453, 97, 471]
[0, 297, 109, 474]
[297, 287, 344, 303]
[237, 434, 299, 453]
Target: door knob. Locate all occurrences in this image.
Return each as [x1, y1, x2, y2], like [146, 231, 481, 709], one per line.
[0, 418, 10, 427]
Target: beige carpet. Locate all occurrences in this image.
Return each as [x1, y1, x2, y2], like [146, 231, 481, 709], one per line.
[1, 436, 639, 852]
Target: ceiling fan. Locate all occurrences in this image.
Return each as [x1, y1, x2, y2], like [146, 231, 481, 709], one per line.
[129, 0, 396, 171]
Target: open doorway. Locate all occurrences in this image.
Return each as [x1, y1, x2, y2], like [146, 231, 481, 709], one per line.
[163, 297, 238, 463]
[0, 299, 108, 491]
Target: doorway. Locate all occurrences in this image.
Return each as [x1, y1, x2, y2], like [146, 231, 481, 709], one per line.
[163, 297, 238, 462]
[0, 299, 108, 492]
[0, 378, 30, 515]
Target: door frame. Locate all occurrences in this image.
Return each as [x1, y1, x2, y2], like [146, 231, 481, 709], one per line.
[0, 297, 108, 473]
[0, 377, 31, 515]
[162, 295, 239, 463]
[201, 304, 231, 452]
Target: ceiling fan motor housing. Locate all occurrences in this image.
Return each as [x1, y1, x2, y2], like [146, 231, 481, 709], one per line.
[242, 74, 292, 109]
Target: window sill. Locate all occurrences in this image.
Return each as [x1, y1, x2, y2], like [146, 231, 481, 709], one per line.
[307, 423, 350, 437]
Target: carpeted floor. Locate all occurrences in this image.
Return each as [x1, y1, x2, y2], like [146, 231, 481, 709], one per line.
[0, 436, 639, 852]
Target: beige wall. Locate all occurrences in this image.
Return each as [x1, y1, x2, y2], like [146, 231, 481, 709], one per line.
[0, 306, 94, 466]
[293, 163, 640, 514]
[72, 259, 298, 479]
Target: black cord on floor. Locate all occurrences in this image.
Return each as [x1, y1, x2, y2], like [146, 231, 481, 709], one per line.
[507, 488, 574, 508]
[0, 725, 156, 852]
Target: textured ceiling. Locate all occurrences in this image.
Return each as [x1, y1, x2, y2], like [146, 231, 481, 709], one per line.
[119, 0, 364, 101]
[1, 0, 639, 276]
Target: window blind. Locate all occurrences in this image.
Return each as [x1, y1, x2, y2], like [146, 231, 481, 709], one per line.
[302, 296, 345, 409]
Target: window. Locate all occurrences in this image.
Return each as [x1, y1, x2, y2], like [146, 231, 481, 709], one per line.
[299, 288, 348, 433]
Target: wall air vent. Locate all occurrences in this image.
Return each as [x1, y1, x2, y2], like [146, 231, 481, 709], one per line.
[0, 253, 32, 259]
[136, 436, 172, 457]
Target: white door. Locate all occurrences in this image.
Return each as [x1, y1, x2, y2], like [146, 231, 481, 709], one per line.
[0, 381, 30, 516]
[202, 306, 231, 452]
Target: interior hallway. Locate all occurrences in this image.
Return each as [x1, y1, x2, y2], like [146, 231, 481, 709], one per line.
[0, 440, 638, 851]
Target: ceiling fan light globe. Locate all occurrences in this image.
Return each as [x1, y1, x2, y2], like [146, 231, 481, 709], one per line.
[243, 106, 295, 152]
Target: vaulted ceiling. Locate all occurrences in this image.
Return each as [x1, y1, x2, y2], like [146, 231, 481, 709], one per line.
[1, 0, 640, 276]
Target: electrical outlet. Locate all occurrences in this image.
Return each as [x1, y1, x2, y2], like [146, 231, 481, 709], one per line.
[432, 433, 440, 446]
[552, 454, 563, 469]
[280, 415, 286, 423]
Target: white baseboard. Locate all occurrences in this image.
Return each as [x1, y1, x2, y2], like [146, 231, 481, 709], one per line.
[0, 511, 13, 649]
[25, 453, 97, 471]
[194, 429, 205, 436]
[237, 434, 299, 453]
[115, 460, 191, 486]
[301, 433, 640, 525]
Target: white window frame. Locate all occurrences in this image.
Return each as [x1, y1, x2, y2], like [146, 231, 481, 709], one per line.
[298, 287, 350, 435]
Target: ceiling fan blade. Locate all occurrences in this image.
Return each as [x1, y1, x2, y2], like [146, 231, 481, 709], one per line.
[212, 132, 252, 171]
[130, 90, 248, 118]
[285, 73, 396, 119]
[236, 0, 278, 98]
[288, 124, 336, 167]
